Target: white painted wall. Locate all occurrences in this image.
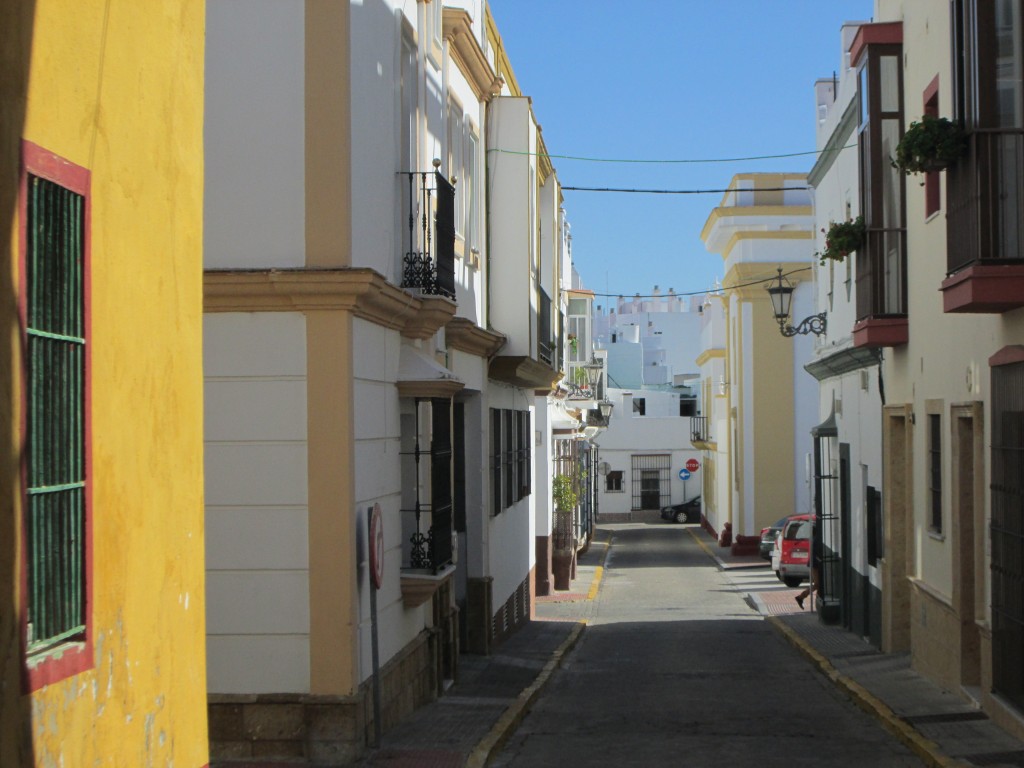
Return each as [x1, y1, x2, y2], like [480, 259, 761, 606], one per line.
[204, 312, 310, 694]
[205, 0, 306, 269]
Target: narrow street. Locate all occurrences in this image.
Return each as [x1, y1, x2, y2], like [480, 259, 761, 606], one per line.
[491, 524, 923, 767]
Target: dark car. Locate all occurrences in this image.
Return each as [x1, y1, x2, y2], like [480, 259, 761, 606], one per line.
[759, 515, 793, 559]
[661, 496, 701, 524]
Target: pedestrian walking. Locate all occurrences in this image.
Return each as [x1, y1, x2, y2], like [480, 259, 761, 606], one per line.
[795, 520, 821, 610]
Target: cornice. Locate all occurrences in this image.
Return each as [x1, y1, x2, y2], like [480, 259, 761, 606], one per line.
[724, 261, 807, 300]
[484, 6, 521, 97]
[702, 205, 814, 239]
[203, 268, 455, 340]
[396, 378, 465, 399]
[445, 316, 506, 358]
[808, 98, 858, 188]
[489, 355, 557, 390]
[721, 230, 813, 261]
[443, 9, 502, 102]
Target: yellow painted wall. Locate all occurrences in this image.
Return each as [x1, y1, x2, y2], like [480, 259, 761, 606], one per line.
[1, 2, 208, 765]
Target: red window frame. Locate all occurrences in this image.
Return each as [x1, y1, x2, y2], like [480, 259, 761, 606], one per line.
[18, 140, 94, 691]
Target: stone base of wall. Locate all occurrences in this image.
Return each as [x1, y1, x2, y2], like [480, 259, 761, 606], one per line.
[910, 579, 962, 694]
[209, 629, 437, 765]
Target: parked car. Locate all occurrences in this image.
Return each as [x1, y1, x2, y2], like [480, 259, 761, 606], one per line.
[661, 496, 701, 524]
[778, 515, 814, 587]
[759, 515, 792, 559]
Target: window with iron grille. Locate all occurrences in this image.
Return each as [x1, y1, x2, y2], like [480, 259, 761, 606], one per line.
[516, 410, 531, 499]
[491, 408, 502, 515]
[630, 455, 669, 511]
[21, 146, 90, 662]
[490, 407, 531, 515]
[990, 354, 1024, 710]
[928, 414, 943, 533]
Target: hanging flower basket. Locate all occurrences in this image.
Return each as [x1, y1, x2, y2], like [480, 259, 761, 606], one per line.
[817, 216, 865, 265]
[891, 115, 966, 175]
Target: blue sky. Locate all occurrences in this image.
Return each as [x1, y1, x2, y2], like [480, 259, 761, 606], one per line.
[487, 1, 875, 305]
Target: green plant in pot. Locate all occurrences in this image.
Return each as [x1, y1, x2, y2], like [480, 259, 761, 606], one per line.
[817, 216, 865, 265]
[553, 474, 577, 512]
[891, 115, 966, 175]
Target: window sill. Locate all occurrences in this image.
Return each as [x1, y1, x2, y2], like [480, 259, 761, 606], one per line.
[926, 529, 945, 542]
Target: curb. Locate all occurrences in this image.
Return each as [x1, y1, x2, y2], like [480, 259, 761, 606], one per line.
[766, 616, 972, 768]
[465, 621, 586, 768]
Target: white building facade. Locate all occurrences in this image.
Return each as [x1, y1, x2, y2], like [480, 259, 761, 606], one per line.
[202, 1, 570, 760]
[593, 292, 704, 521]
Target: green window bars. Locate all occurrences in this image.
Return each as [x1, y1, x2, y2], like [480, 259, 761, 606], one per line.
[25, 174, 87, 653]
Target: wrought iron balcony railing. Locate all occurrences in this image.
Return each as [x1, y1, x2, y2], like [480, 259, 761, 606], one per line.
[690, 415, 709, 444]
[402, 504, 452, 574]
[946, 128, 1024, 275]
[401, 170, 455, 300]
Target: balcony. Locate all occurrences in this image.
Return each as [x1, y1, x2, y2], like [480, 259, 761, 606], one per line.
[690, 415, 711, 449]
[943, 128, 1024, 313]
[853, 227, 908, 348]
[401, 170, 456, 300]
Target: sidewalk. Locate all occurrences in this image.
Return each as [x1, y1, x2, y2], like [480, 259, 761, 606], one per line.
[690, 526, 1024, 768]
[354, 530, 610, 768]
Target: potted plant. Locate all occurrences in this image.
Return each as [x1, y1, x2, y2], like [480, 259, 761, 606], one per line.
[551, 474, 578, 590]
[891, 115, 966, 175]
[817, 216, 865, 265]
[567, 333, 578, 355]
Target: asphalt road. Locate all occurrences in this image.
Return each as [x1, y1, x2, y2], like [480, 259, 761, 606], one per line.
[490, 523, 924, 767]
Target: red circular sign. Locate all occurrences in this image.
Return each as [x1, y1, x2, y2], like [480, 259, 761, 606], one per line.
[685, 458, 700, 473]
[369, 503, 384, 589]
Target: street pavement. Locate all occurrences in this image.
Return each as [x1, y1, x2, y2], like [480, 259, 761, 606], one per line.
[489, 523, 923, 767]
[236, 521, 1024, 767]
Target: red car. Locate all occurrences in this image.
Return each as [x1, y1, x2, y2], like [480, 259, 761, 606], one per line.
[778, 515, 814, 588]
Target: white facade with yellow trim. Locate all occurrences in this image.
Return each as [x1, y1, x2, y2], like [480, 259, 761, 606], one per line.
[700, 175, 819, 541]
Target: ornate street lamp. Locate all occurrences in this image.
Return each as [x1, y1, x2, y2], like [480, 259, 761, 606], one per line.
[766, 267, 827, 337]
[598, 400, 614, 421]
[582, 358, 604, 390]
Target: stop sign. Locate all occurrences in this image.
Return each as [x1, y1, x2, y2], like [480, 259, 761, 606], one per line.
[685, 458, 700, 473]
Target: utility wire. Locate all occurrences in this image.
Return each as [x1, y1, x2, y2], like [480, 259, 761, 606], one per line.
[588, 266, 813, 300]
[562, 185, 810, 195]
[487, 143, 855, 165]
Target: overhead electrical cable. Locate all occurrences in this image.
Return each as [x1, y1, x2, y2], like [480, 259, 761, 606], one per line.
[486, 143, 856, 165]
[588, 267, 813, 300]
[561, 185, 810, 195]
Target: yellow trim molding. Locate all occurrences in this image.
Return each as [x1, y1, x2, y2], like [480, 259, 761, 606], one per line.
[695, 348, 726, 366]
[203, 268, 455, 340]
[700, 205, 813, 242]
[484, 7, 521, 97]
